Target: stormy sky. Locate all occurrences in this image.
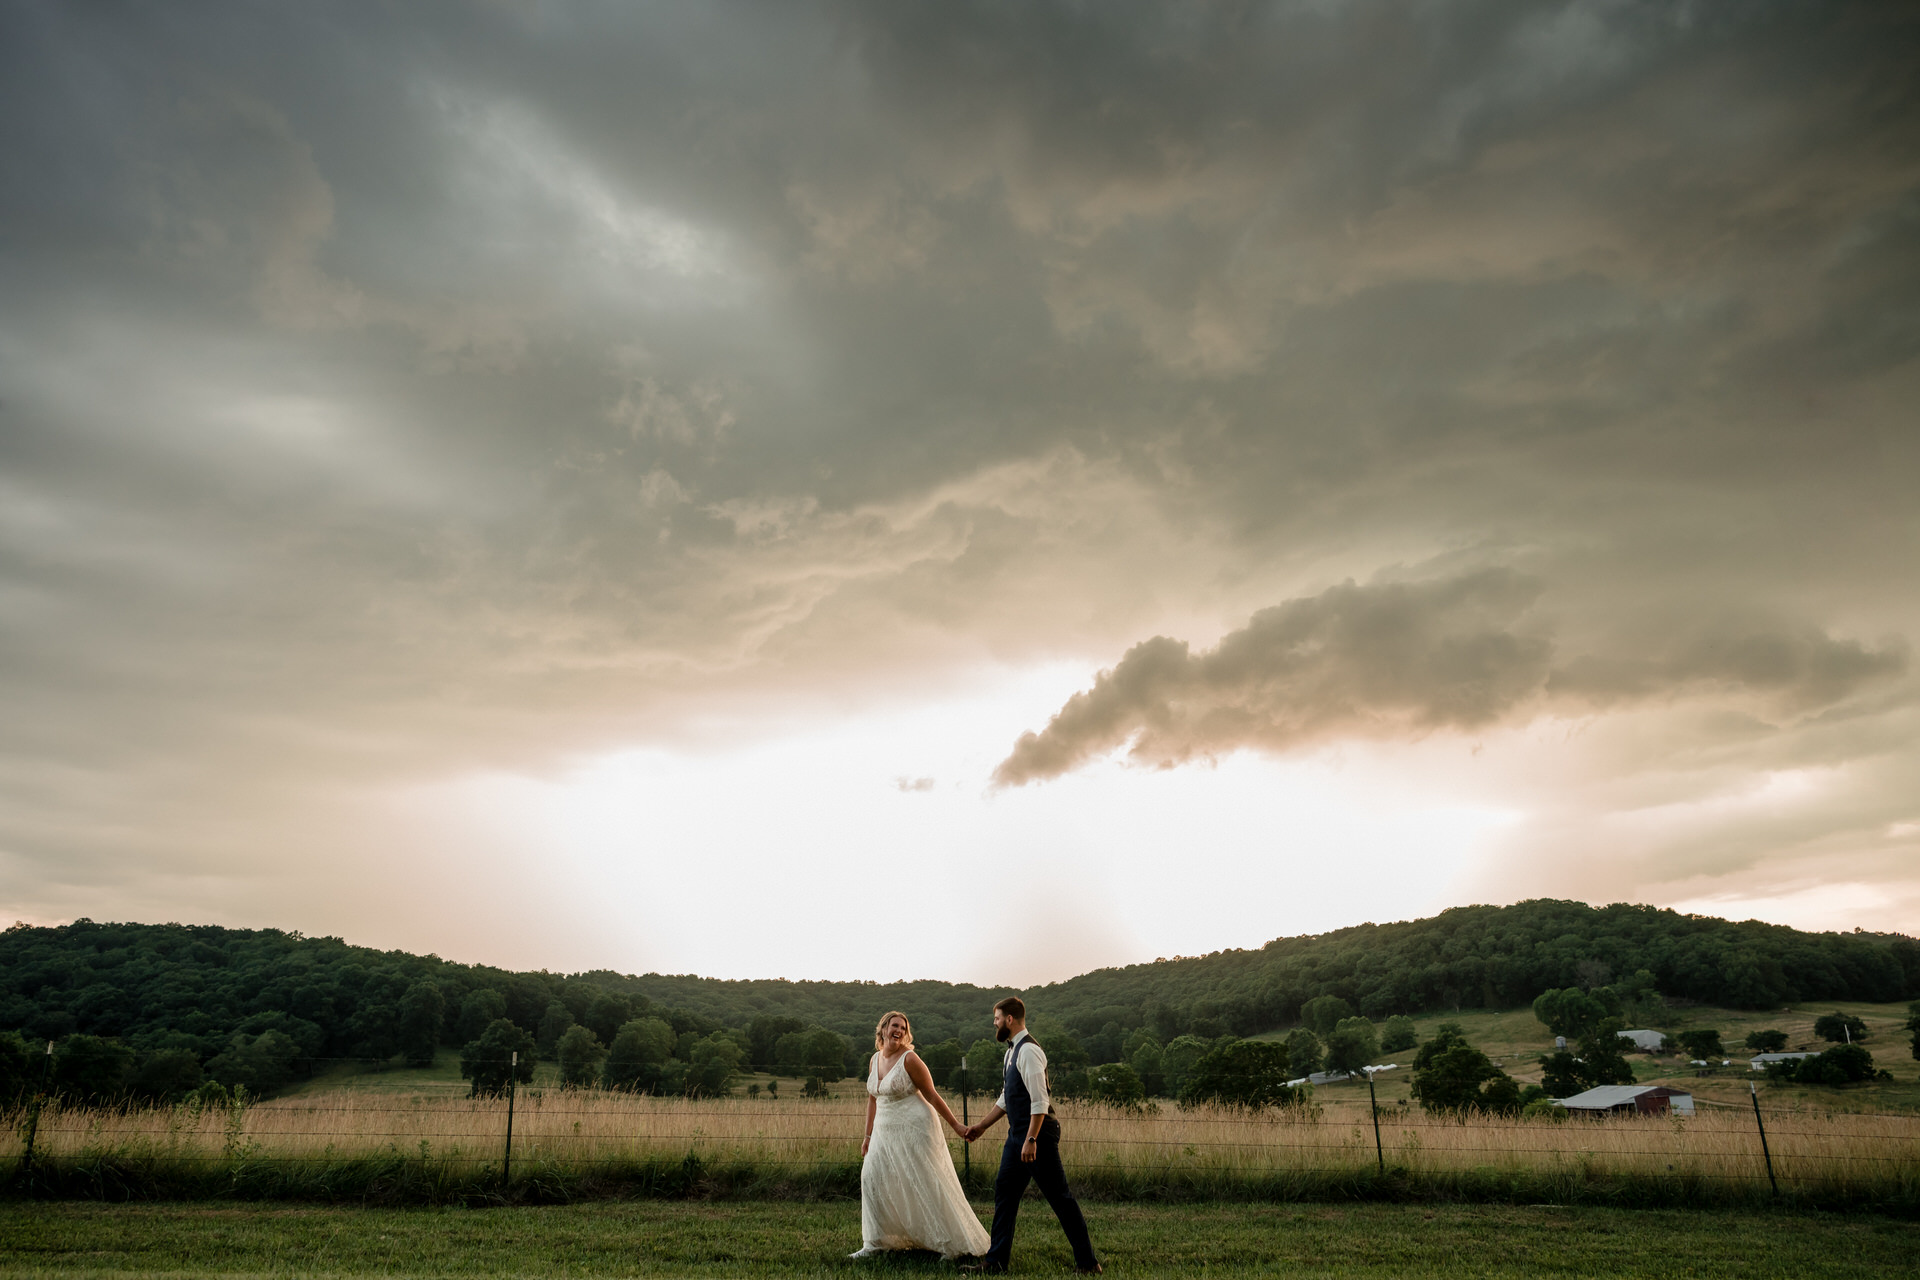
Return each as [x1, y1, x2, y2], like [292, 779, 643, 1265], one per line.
[3, 1, 1917, 984]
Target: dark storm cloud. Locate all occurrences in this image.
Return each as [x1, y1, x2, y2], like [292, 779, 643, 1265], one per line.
[2, 0, 1918, 927]
[993, 570, 1909, 786]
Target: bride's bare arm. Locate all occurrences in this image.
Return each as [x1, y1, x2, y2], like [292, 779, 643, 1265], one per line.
[862, 1094, 876, 1157]
[902, 1053, 967, 1133]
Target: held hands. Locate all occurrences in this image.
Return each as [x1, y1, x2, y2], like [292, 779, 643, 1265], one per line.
[958, 1123, 982, 1143]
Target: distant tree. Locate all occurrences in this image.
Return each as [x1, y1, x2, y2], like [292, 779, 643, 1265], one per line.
[51, 1034, 134, 1104]
[554, 1024, 606, 1088]
[1325, 1017, 1379, 1074]
[1537, 1017, 1636, 1098]
[1574, 958, 1613, 990]
[1379, 1016, 1418, 1054]
[456, 989, 508, 1043]
[961, 1038, 1006, 1094]
[1300, 996, 1356, 1037]
[0, 1031, 38, 1105]
[1180, 1039, 1300, 1109]
[1813, 1012, 1868, 1044]
[1085, 1020, 1126, 1063]
[206, 1030, 299, 1098]
[127, 1048, 204, 1103]
[747, 1015, 809, 1067]
[802, 1075, 831, 1098]
[1531, 988, 1619, 1040]
[1768, 1043, 1875, 1086]
[1744, 1029, 1789, 1053]
[459, 1018, 535, 1098]
[1677, 1030, 1724, 1060]
[1410, 1026, 1520, 1115]
[1128, 1037, 1164, 1096]
[1159, 1034, 1211, 1096]
[1040, 1026, 1091, 1073]
[1906, 1002, 1920, 1062]
[918, 1037, 964, 1088]
[585, 992, 634, 1048]
[1538, 1051, 1586, 1098]
[1612, 969, 1664, 1023]
[537, 1002, 577, 1055]
[774, 1027, 849, 1078]
[1087, 1061, 1146, 1107]
[604, 1017, 676, 1093]
[1284, 1029, 1322, 1076]
[397, 980, 446, 1068]
[684, 1032, 744, 1097]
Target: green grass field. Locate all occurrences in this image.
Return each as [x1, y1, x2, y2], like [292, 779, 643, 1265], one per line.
[2, 1199, 1916, 1279]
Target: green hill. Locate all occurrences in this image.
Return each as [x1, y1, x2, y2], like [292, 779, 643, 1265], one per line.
[3, 900, 1915, 1077]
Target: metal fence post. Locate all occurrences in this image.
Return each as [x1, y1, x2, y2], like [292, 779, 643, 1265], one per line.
[1366, 1070, 1384, 1173]
[502, 1051, 517, 1185]
[1749, 1081, 1777, 1197]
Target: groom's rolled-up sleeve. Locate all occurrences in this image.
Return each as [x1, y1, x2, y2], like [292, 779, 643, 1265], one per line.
[1021, 1042, 1049, 1116]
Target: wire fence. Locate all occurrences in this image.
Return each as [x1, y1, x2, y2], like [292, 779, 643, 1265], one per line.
[8, 1060, 1918, 1208]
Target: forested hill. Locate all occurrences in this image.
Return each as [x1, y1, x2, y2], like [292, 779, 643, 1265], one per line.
[3, 901, 1916, 1072]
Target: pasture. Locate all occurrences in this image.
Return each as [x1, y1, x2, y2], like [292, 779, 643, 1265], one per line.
[8, 1086, 1917, 1211]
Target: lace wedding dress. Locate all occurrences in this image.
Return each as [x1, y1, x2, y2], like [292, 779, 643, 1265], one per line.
[853, 1052, 990, 1259]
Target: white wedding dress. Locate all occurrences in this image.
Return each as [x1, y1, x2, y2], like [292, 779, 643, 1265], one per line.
[853, 1052, 991, 1259]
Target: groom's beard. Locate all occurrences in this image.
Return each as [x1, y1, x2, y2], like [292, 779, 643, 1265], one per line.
[995, 1025, 1012, 1042]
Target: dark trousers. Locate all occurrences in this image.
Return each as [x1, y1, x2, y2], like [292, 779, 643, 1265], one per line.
[984, 1115, 1097, 1271]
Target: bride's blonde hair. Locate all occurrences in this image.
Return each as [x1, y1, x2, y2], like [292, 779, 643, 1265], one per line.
[873, 1010, 914, 1053]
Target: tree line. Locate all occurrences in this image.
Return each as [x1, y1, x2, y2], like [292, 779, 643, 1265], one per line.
[2, 901, 1915, 1105]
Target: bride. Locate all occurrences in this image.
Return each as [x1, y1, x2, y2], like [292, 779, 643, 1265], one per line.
[852, 1010, 991, 1260]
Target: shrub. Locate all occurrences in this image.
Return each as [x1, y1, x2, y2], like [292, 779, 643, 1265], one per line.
[206, 1031, 301, 1099]
[555, 1024, 607, 1087]
[1768, 1044, 1875, 1086]
[1300, 996, 1356, 1037]
[459, 1019, 535, 1097]
[52, 1034, 135, 1104]
[1677, 1030, 1724, 1059]
[1325, 1017, 1379, 1074]
[604, 1017, 675, 1092]
[1412, 1025, 1520, 1115]
[1813, 1012, 1868, 1044]
[1744, 1029, 1788, 1053]
[1379, 1016, 1418, 1054]
[127, 1048, 205, 1103]
[0, 1030, 38, 1105]
[1087, 1062, 1146, 1107]
[1180, 1039, 1302, 1109]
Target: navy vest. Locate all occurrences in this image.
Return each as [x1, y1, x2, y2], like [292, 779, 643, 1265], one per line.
[1003, 1035, 1046, 1135]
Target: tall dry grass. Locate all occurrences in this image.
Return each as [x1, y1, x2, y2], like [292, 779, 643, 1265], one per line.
[6, 1089, 1917, 1208]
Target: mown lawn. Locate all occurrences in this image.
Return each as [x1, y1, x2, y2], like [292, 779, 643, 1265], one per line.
[1, 1199, 1914, 1278]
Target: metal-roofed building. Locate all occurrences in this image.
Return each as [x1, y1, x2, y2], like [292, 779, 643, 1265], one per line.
[1554, 1085, 1694, 1116]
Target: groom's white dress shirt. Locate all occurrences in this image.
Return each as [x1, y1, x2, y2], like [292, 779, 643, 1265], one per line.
[993, 1029, 1050, 1116]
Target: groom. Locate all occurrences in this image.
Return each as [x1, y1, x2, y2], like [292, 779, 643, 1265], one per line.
[961, 997, 1101, 1274]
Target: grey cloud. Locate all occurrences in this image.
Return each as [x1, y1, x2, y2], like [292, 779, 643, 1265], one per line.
[993, 572, 1910, 786]
[2, 1, 1919, 935]
[994, 570, 1554, 786]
